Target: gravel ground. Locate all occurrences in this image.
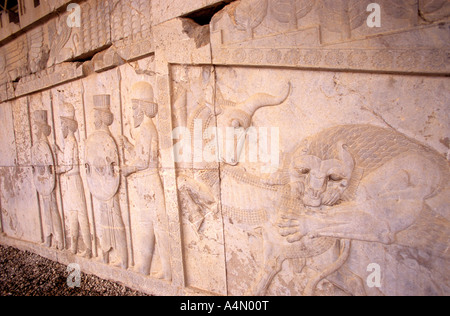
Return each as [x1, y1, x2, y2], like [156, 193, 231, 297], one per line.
[0, 245, 148, 296]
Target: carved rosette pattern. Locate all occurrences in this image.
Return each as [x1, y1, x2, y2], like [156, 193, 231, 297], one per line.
[266, 49, 283, 64]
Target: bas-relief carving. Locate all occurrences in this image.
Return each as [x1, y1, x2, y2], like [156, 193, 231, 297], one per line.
[171, 65, 227, 294]
[31, 110, 64, 250]
[1, 0, 154, 102]
[0, 60, 174, 286]
[168, 63, 449, 295]
[120, 81, 171, 279]
[210, 0, 450, 74]
[85, 94, 128, 268]
[3, 61, 442, 295]
[215, 68, 450, 296]
[111, 0, 152, 42]
[51, 82, 96, 257]
[55, 103, 92, 258]
[64, 60, 172, 279]
[0, 34, 28, 86]
[213, 0, 450, 43]
[46, 14, 73, 68]
[27, 26, 49, 74]
[245, 125, 450, 296]
[0, 0, 156, 105]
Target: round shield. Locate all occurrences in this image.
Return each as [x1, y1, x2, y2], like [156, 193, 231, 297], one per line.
[32, 140, 56, 196]
[85, 131, 120, 201]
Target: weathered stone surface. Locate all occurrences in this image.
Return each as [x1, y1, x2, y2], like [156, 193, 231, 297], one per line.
[0, 0, 449, 296]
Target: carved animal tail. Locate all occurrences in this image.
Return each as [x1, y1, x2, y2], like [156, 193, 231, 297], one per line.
[303, 239, 351, 296]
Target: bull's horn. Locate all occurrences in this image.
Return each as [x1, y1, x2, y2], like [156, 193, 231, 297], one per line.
[337, 142, 355, 177]
[240, 82, 291, 117]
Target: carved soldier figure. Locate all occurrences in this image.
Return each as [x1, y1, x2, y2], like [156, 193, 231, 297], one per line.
[85, 95, 128, 269]
[31, 110, 64, 250]
[55, 103, 92, 258]
[120, 82, 172, 279]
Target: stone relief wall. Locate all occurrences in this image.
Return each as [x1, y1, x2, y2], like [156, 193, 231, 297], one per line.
[0, 0, 449, 296]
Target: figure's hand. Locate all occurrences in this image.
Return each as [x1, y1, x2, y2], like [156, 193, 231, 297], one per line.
[121, 165, 134, 177]
[119, 135, 134, 152]
[277, 213, 307, 243]
[52, 143, 62, 155]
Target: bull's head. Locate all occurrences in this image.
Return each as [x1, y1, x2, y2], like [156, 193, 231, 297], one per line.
[216, 83, 291, 166]
[291, 142, 355, 207]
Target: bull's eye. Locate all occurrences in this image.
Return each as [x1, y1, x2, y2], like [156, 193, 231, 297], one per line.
[231, 120, 241, 129]
[340, 179, 348, 188]
[299, 168, 310, 175]
[329, 174, 344, 182]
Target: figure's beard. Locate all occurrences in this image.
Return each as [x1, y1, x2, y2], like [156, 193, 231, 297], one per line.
[133, 113, 144, 129]
[94, 120, 102, 130]
[62, 127, 69, 139]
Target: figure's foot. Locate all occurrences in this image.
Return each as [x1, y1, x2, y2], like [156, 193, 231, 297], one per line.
[102, 251, 110, 264]
[132, 265, 151, 276]
[55, 241, 64, 250]
[81, 249, 92, 259]
[154, 271, 164, 279]
[164, 272, 172, 282]
[44, 236, 52, 248]
[154, 270, 172, 281]
[139, 266, 151, 276]
[113, 261, 128, 270]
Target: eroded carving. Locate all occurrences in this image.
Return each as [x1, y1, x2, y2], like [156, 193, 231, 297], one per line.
[31, 110, 64, 250]
[319, 0, 373, 40]
[47, 15, 73, 68]
[211, 0, 450, 75]
[233, 0, 269, 39]
[270, 0, 316, 28]
[27, 26, 49, 74]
